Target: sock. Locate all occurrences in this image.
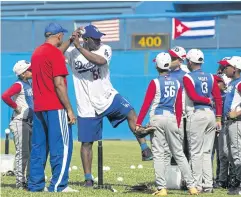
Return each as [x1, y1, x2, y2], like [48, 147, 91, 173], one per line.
[85, 173, 93, 180]
[140, 143, 148, 151]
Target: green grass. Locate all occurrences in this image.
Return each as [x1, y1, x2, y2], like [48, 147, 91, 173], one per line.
[0, 140, 234, 196]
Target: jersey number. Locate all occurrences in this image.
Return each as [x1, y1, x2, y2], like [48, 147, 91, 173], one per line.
[164, 86, 176, 98]
[201, 82, 208, 93]
[92, 68, 101, 80]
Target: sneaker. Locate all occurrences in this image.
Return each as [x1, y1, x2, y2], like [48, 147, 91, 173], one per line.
[43, 187, 48, 192]
[152, 188, 167, 196]
[62, 186, 79, 192]
[201, 188, 214, 193]
[142, 147, 153, 161]
[214, 181, 227, 189]
[84, 180, 94, 187]
[188, 187, 199, 195]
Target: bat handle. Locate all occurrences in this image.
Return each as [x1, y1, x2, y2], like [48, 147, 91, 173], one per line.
[98, 140, 103, 186]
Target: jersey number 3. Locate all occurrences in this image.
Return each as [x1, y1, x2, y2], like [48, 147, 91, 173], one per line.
[164, 86, 176, 98]
[201, 82, 208, 94]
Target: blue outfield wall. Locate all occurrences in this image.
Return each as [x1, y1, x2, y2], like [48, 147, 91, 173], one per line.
[1, 48, 241, 139]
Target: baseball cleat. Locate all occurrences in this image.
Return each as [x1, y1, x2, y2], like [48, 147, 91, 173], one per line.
[152, 188, 167, 196]
[188, 187, 199, 195]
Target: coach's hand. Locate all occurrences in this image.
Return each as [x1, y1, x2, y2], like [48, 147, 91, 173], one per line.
[73, 34, 81, 49]
[67, 110, 76, 125]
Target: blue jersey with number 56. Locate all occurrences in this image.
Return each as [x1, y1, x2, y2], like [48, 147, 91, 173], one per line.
[150, 75, 181, 115]
[185, 69, 214, 110]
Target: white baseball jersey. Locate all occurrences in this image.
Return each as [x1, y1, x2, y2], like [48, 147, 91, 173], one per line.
[12, 80, 33, 120]
[65, 44, 118, 117]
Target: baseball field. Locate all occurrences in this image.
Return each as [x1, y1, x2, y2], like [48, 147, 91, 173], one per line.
[1, 140, 231, 197]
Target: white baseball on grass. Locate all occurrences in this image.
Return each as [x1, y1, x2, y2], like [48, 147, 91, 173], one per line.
[117, 177, 123, 182]
[105, 166, 110, 171]
[94, 177, 98, 183]
[5, 128, 10, 134]
[130, 165, 136, 169]
[72, 166, 78, 170]
[137, 164, 143, 169]
[113, 188, 118, 192]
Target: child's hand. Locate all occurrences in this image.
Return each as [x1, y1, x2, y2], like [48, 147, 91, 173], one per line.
[15, 106, 22, 114]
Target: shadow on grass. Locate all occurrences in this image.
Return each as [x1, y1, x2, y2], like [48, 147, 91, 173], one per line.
[1, 183, 16, 188]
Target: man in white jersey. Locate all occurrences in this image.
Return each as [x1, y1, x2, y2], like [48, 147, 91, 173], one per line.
[60, 25, 153, 186]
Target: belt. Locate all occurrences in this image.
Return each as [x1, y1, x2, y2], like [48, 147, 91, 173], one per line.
[11, 117, 33, 123]
[225, 116, 241, 121]
[194, 108, 212, 113]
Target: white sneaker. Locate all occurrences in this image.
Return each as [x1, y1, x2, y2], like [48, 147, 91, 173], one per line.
[62, 186, 79, 192]
[43, 187, 48, 192]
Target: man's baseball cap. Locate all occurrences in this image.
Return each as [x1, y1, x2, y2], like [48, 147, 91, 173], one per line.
[44, 22, 68, 35]
[218, 57, 231, 66]
[219, 56, 241, 70]
[168, 46, 186, 60]
[186, 49, 204, 64]
[13, 60, 31, 76]
[82, 25, 106, 39]
[153, 52, 171, 70]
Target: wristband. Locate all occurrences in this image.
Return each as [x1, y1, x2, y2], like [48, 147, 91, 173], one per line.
[216, 117, 221, 122]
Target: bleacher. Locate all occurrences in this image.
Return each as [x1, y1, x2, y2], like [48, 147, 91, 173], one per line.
[1, 1, 139, 17]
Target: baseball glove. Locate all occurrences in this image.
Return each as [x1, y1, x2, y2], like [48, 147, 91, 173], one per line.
[134, 125, 156, 138]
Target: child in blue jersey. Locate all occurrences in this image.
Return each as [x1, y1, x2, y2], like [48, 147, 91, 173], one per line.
[2, 60, 33, 190]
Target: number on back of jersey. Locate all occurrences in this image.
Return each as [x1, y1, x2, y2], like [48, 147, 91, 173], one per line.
[164, 86, 176, 98]
[201, 82, 208, 94]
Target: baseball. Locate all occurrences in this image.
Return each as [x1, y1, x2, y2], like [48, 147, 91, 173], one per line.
[130, 165, 136, 169]
[5, 128, 10, 134]
[117, 177, 123, 182]
[79, 29, 86, 35]
[105, 166, 110, 171]
[72, 166, 78, 170]
[137, 164, 143, 169]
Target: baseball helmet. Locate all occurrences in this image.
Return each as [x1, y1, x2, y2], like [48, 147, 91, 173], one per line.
[186, 49, 204, 64]
[153, 52, 171, 70]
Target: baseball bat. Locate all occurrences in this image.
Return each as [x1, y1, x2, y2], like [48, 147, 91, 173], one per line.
[5, 133, 9, 154]
[98, 140, 103, 186]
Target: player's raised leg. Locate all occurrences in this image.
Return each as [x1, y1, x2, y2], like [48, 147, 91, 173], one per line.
[126, 109, 153, 161]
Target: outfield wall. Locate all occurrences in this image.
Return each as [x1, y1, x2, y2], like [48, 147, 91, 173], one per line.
[1, 48, 241, 139]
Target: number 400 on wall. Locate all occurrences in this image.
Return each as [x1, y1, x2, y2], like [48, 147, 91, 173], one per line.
[131, 34, 170, 50]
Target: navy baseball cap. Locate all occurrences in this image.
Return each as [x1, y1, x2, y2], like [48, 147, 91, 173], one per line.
[44, 23, 68, 35]
[82, 25, 106, 39]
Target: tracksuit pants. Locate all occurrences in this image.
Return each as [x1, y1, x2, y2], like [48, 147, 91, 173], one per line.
[28, 109, 73, 192]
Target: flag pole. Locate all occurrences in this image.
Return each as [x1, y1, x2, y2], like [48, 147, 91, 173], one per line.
[216, 16, 220, 50]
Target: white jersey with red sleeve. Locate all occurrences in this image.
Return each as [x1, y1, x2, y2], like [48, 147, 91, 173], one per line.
[65, 44, 118, 117]
[136, 75, 182, 128]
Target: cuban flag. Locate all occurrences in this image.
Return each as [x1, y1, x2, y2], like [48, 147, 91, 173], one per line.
[172, 17, 215, 40]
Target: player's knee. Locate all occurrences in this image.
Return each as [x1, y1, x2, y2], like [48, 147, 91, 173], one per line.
[81, 142, 93, 151]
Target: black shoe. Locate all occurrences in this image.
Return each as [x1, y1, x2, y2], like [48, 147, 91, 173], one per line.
[202, 188, 214, 193]
[142, 147, 153, 161]
[214, 181, 227, 189]
[84, 180, 94, 187]
[228, 187, 241, 195]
